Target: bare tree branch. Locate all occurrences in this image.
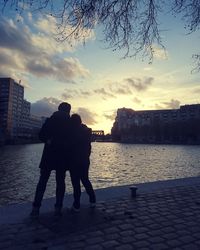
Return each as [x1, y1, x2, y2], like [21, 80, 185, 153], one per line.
[0, 0, 200, 68]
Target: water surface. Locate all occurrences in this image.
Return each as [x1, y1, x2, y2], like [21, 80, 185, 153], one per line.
[0, 143, 199, 206]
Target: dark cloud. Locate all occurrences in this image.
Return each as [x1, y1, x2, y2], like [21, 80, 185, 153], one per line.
[0, 51, 17, 66]
[61, 76, 154, 102]
[61, 89, 90, 99]
[104, 112, 117, 121]
[94, 88, 116, 99]
[106, 76, 153, 97]
[155, 99, 181, 110]
[193, 88, 200, 94]
[162, 99, 181, 109]
[0, 18, 36, 55]
[80, 90, 92, 96]
[110, 85, 132, 95]
[31, 97, 62, 117]
[62, 92, 76, 100]
[0, 17, 89, 82]
[26, 59, 52, 77]
[125, 77, 154, 91]
[30, 97, 97, 126]
[133, 97, 142, 103]
[154, 103, 164, 110]
[75, 107, 98, 125]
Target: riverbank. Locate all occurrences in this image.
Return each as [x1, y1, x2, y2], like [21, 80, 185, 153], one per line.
[0, 177, 200, 249]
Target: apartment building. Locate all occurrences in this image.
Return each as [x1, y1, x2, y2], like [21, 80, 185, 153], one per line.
[0, 77, 44, 143]
[111, 104, 200, 144]
[115, 104, 200, 131]
[0, 78, 25, 141]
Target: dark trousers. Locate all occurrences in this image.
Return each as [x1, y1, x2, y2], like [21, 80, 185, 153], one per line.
[70, 163, 96, 208]
[33, 168, 66, 208]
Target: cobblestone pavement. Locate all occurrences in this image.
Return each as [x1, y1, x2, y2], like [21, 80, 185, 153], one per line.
[0, 184, 200, 250]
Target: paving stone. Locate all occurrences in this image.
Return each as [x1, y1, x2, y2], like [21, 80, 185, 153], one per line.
[119, 230, 133, 237]
[133, 240, 150, 248]
[161, 226, 176, 233]
[149, 243, 169, 250]
[86, 236, 104, 245]
[84, 245, 103, 250]
[118, 224, 132, 230]
[162, 232, 177, 240]
[87, 230, 104, 237]
[48, 245, 66, 250]
[167, 239, 182, 247]
[149, 236, 165, 244]
[120, 236, 134, 244]
[104, 227, 120, 234]
[135, 227, 149, 233]
[1, 183, 200, 250]
[101, 240, 119, 248]
[115, 244, 134, 250]
[134, 233, 149, 240]
[179, 235, 196, 244]
[182, 244, 200, 250]
[67, 241, 85, 248]
[0, 240, 12, 249]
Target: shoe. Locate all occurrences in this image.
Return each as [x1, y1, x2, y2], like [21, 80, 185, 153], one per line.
[30, 207, 39, 218]
[71, 205, 80, 213]
[54, 207, 62, 216]
[90, 202, 96, 208]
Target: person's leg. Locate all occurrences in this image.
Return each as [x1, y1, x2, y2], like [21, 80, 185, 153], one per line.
[31, 168, 51, 216]
[80, 161, 96, 204]
[55, 168, 66, 210]
[70, 169, 81, 210]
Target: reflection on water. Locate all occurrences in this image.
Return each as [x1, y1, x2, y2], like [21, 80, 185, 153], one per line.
[0, 142, 200, 206]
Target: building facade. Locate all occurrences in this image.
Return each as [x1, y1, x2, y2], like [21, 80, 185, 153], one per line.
[0, 77, 43, 143]
[0, 78, 25, 141]
[111, 104, 200, 144]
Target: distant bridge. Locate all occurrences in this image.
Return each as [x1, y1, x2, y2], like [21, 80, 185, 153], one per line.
[91, 130, 105, 141]
[92, 130, 104, 136]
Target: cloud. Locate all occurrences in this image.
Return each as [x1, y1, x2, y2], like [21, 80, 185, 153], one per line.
[133, 97, 142, 103]
[0, 16, 90, 83]
[61, 88, 92, 99]
[162, 99, 181, 109]
[104, 112, 117, 121]
[105, 76, 153, 97]
[62, 89, 79, 99]
[60, 75, 154, 102]
[31, 97, 62, 117]
[192, 88, 200, 94]
[109, 83, 132, 95]
[94, 88, 116, 99]
[26, 57, 89, 82]
[124, 77, 154, 91]
[0, 18, 37, 55]
[75, 108, 98, 125]
[30, 96, 97, 125]
[155, 99, 181, 110]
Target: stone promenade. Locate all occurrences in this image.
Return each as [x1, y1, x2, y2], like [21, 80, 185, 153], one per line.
[0, 177, 200, 250]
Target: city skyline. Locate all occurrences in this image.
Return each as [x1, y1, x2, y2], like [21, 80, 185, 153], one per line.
[0, 8, 200, 133]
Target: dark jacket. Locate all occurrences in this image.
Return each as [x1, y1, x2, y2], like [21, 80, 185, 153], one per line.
[39, 111, 71, 171]
[70, 124, 92, 168]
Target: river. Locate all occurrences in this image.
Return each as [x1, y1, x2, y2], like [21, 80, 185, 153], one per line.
[0, 142, 200, 206]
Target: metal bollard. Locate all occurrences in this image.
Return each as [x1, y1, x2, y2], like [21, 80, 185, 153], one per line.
[130, 186, 138, 198]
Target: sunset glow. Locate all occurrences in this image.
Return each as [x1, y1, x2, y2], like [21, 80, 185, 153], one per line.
[0, 10, 199, 134]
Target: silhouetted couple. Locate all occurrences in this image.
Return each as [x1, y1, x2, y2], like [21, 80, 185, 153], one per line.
[30, 102, 96, 217]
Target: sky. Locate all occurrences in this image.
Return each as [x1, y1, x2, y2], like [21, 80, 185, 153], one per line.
[0, 5, 200, 134]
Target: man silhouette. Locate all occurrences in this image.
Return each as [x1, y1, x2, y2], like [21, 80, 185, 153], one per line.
[30, 102, 71, 217]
